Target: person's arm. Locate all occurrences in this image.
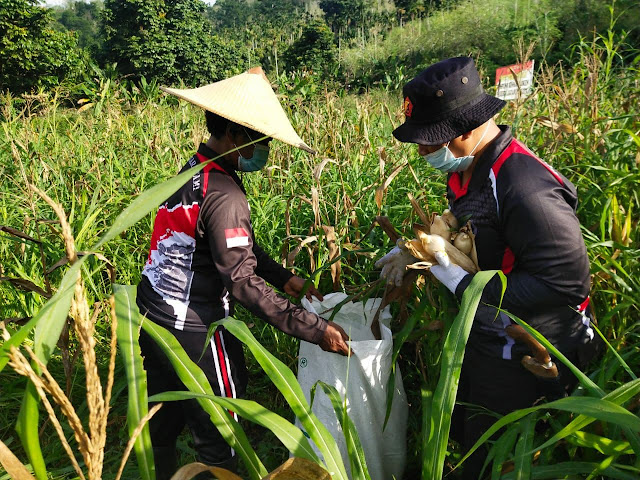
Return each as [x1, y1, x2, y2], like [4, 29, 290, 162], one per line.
[253, 242, 294, 291]
[201, 179, 346, 353]
[455, 157, 590, 311]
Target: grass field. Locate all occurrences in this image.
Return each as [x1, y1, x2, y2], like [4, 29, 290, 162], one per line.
[1, 30, 639, 479]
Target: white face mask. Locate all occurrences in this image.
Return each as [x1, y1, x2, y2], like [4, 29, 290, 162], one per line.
[423, 123, 490, 173]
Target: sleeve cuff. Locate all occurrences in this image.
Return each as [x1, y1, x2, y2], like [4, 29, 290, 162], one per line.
[310, 317, 328, 344]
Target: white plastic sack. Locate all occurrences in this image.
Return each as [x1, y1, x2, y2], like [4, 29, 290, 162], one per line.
[296, 293, 408, 480]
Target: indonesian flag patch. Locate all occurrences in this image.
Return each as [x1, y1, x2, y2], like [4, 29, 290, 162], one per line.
[225, 228, 250, 248]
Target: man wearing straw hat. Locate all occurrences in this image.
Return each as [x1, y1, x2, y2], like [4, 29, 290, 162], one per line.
[377, 57, 596, 478]
[136, 67, 350, 478]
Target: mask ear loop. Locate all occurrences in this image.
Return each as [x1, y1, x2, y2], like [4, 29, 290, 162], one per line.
[468, 122, 491, 156]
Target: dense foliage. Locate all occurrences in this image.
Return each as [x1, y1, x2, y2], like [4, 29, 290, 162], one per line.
[102, 0, 239, 84]
[52, 0, 103, 55]
[1, 29, 639, 478]
[1, 1, 640, 479]
[283, 20, 339, 76]
[0, 0, 85, 93]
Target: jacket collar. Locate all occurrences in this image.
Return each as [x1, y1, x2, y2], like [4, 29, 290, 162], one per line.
[448, 125, 513, 199]
[196, 143, 245, 193]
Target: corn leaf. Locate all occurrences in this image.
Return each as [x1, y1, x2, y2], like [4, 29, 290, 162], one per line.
[500, 461, 639, 480]
[314, 382, 371, 480]
[568, 431, 633, 456]
[113, 284, 155, 480]
[488, 425, 518, 480]
[9, 259, 87, 480]
[500, 309, 603, 396]
[0, 259, 85, 372]
[93, 163, 208, 250]
[502, 312, 640, 455]
[513, 414, 536, 480]
[149, 391, 320, 464]
[420, 387, 433, 477]
[15, 384, 46, 480]
[532, 378, 640, 454]
[217, 318, 349, 480]
[384, 293, 429, 428]
[140, 318, 267, 480]
[422, 270, 500, 480]
[460, 396, 640, 468]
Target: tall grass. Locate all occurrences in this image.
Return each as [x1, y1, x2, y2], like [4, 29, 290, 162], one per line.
[1, 28, 639, 478]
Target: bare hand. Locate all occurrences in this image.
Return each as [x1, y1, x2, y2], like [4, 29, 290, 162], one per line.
[318, 322, 351, 356]
[283, 276, 324, 301]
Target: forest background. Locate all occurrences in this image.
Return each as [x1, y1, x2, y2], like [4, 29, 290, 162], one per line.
[1, 0, 640, 479]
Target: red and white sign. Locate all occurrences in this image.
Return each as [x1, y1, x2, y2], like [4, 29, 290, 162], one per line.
[225, 228, 249, 248]
[495, 60, 534, 100]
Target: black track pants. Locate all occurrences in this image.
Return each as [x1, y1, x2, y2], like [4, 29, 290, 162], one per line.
[139, 325, 248, 480]
[450, 344, 578, 480]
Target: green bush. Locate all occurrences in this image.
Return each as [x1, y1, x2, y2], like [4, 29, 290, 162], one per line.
[0, 0, 85, 93]
[283, 20, 338, 76]
[102, 0, 242, 85]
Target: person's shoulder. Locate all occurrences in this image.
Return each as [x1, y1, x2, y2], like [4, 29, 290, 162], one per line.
[493, 138, 566, 187]
[204, 170, 248, 207]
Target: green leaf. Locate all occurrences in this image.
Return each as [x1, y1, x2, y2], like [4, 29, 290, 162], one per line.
[384, 293, 428, 428]
[501, 312, 640, 456]
[499, 310, 603, 396]
[487, 425, 518, 480]
[0, 259, 86, 373]
[15, 384, 46, 480]
[568, 431, 633, 456]
[422, 270, 500, 480]
[314, 382, 371, 480]
[92, 160, 210, 250]
[532, 378, 640, 454]
[500, 461, 639, 480]
[218, 317, 349, 480]
[513, 414, 536, 480]
[149, 391, 320, 464]
[8, 258, 87, 480]
[113, 284, 155, 480]
[460, 396, 640, 468]
[140, 317, 267, 480]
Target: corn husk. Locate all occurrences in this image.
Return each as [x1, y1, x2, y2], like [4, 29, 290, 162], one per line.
[453, 232, 472, 255]
[408, 225, 478, 274]
[441, 209, 459, 230]
[429, 214, 451, 241]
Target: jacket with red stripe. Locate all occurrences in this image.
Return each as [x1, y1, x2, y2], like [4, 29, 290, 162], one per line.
[137, 143, 327, 344]
[448, 126, 593, 360]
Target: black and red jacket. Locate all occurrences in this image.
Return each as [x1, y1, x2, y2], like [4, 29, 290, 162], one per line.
[137, 143, 327, 344]
[449, 126, 593, 360]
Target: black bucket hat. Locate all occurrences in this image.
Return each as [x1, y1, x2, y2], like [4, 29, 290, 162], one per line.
[393, 57, 505, 146]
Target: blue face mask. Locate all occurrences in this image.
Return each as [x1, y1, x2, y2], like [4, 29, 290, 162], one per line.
[238, 144, 270, 172]
[423, 123, 489, 173]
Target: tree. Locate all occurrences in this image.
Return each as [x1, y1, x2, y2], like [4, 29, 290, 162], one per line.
[0, 0, 85, 93]
[53, 0, 103, 55]
[103, 0, 240, 85]
[319, 0, 371, 34]
[283, 19, 338, 75]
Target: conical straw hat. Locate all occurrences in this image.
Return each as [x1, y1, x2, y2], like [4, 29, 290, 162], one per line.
[160, 67, 314, 153]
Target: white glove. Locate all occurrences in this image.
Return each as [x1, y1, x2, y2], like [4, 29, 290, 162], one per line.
[375, 245, 416, 287]
[430, 251, 469, 294]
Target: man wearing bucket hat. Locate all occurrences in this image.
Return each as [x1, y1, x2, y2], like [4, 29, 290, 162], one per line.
[136, 67, 351, 478]
[377, 57, 597, 478]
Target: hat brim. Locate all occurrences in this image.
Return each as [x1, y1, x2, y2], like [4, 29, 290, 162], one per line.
[161, 72, 315, 154]
[393, 94, 506, 145]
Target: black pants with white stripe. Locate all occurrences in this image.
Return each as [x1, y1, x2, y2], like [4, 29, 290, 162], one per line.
[139, 325, 248, 480]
